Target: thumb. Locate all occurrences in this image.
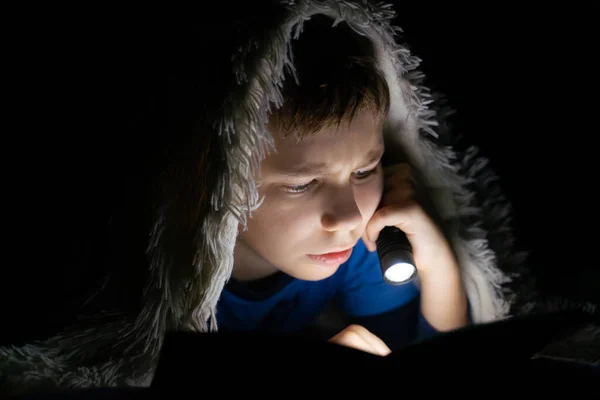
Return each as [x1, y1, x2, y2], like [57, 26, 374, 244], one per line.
[361, 231, 376, 252]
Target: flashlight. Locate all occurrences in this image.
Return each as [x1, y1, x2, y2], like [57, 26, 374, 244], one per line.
[376, 225, 417, 285]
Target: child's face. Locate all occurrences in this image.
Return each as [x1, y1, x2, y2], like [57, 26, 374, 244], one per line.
[235, 108, 384, 281]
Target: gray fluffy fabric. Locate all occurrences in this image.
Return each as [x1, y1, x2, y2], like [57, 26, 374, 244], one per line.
[1, 0, 596, 395]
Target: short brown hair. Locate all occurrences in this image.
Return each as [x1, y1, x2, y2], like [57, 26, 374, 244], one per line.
[269, 16, 390, 141]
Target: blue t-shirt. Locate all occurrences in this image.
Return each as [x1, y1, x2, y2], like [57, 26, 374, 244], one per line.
[216, 239, 459, 349]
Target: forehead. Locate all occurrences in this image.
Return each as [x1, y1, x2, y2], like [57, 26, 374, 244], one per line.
[264, 109, 384, 174]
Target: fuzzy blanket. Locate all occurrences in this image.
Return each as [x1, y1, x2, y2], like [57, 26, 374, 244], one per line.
[1, 0, 596, 395]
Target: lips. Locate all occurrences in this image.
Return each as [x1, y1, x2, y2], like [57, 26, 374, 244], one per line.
[308, 247, 353, 266]
[318, 248, 350, 255]
[313, 243, 355, 256]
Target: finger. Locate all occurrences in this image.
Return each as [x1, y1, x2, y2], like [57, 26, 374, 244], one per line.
[343, 325, 391, 356]
[361, 231, 376, 252]
[385, 174, 416, 193]
[337, 330, 380, 355]
[366, 202, 421, 243]
[385, 171, 416, 192]
[329, 325, 391, 356]
[351, 325, 392, 356]
[379, 183, 416, 208]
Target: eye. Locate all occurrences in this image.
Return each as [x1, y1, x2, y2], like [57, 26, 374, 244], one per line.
[354, 165, 379, 180]
[284, 180, 316, 194]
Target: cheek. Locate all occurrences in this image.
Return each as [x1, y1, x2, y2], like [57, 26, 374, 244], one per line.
[242, 190, 313, 239]
[356, 174, 384, 219]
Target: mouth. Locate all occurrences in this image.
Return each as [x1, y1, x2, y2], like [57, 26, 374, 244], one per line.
[308, 247, 354, 266]
[315, 247, 352, 255]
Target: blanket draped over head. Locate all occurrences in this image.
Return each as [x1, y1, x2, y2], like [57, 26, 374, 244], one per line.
[1, 0, 596, 395]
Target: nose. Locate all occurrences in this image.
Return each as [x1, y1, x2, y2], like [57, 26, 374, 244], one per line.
[321, 186, 363, 232]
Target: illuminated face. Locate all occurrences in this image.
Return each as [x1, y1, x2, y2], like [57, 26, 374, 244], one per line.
[233, 108, 385, 282]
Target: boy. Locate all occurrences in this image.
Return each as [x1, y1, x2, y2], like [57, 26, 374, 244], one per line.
[216, 16, 469, 355]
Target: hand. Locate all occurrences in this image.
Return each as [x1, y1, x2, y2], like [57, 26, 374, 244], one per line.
[362, 163, 457, 275]
[362, 163, 469, 331]
[328, 324, 391, 356]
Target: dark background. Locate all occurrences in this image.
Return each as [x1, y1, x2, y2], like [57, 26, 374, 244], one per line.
[389, 3, 599, 303]
[1, 3, 598, 346]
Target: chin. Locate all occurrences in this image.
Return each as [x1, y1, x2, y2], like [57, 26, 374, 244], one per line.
[289, 263, 341, 282]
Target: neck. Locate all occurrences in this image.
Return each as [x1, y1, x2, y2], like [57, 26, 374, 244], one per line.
[233, 239, 280, 282]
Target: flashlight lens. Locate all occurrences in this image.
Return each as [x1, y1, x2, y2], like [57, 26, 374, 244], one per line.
[385, 262, 416, 283]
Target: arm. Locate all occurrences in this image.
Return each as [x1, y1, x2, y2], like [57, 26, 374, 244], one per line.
[353, 240, 471, 347]
[357, 162, 473, 347]
[417, 245, 469, 333]
[335, 240, 471, 351]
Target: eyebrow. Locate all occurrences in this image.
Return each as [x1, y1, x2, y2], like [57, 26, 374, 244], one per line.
[278, 146, 385, 177]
